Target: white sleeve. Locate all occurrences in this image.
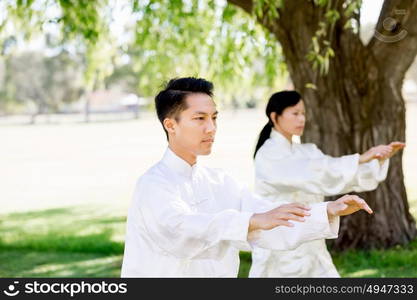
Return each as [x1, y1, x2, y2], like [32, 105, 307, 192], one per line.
[255, 144, 361, 196]
[135, 176, 253, 259]
[256, 144, 390, 196]
[225, 175, 340, 251]
[348, 159, 389, 192]
[247, 202, 339, 251]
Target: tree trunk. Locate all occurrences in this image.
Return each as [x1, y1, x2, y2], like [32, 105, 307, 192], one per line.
[229, 0, 417, 249]
[30, 99, 46, 125]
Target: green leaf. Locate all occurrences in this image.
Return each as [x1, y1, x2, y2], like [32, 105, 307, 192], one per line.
[305, 83, 317, 90]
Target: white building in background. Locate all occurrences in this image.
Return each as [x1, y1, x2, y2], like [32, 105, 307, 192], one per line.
[65, 90, 148, 113]
[86, 90, 148, 113]
[120, 93, 148, 110]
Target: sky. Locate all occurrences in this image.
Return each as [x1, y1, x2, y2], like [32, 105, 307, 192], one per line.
[360, 0, 384, 25]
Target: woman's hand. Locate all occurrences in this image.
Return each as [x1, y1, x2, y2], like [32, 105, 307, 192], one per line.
[249, 203, 311, 232]
[385, 141, 406, 159]
[359, 142, 405, 164]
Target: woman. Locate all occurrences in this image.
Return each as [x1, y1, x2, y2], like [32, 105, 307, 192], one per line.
[249, 91, 405, 277]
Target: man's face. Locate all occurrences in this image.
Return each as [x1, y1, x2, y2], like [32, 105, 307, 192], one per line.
[167, 93, 217, 156]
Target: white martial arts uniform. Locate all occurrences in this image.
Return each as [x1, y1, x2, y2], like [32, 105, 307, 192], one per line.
[249, 129, 389, 277]
[121, 147, 340, 277]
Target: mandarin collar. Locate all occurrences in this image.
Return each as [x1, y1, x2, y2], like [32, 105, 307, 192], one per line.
[270, 128, 294, 151]
[161, 147, 198, 178]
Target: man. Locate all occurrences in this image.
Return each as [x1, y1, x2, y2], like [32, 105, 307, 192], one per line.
[121, 77, 372, 277]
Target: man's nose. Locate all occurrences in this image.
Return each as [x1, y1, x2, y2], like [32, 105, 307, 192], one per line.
[206, 119, 216, 133]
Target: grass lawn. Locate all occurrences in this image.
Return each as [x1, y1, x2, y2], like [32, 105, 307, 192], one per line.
[1, 204, 416, 278]
[0, 206, 124, 277]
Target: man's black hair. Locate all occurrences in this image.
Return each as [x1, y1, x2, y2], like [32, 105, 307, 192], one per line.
[155, 77, 214, 140]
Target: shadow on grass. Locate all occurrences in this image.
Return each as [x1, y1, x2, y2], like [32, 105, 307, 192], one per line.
[1, 205, 416, 278]
[0, 206, 125, 277]
[0, 230, 123, 255]
[0, 206, 126, 251]
[238, 239, 417, 278]
[0, 250, 122, 277]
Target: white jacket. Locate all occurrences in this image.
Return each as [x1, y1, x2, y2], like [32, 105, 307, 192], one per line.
[249, 129, 389, 277]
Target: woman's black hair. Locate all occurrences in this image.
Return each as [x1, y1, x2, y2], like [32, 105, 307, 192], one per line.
[253, 90, 302, 159]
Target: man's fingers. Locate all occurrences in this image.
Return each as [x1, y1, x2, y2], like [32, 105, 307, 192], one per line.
[276, 220, 294, 227]
[342, 195, 363, 207]
[289, 208, 310, 217]
[340, 194, 357, 201]
[276, 212, 306, 222]
[278, 203, 311, 214]
[343, 195, 362, 204]
[355, 200, 373, 214]
[358, 199, 373, 214]
[285, 203, 311, 210]
[281, 206, 311, 217]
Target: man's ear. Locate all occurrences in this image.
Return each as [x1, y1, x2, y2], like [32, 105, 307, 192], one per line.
[163, 118, 176, 135]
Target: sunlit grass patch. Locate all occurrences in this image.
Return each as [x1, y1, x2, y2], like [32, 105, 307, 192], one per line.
[0, 206, 125, 277]
[238, 239, 417, 278]
[0, 250, 122, 277]
[0, 198, 416, 278]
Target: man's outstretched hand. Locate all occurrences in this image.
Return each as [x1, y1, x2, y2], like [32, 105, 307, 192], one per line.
[249, 195, 373, 233]
[249, 203, 311, 232]
[327, 194, 373, 218]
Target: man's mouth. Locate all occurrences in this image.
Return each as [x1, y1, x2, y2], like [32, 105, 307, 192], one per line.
[202, 138, 214, 143]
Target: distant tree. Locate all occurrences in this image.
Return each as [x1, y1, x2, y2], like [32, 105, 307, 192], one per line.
[5, 50, 83, 123]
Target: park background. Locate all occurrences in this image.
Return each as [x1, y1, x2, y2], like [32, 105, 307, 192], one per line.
[0, 0, 416, 277]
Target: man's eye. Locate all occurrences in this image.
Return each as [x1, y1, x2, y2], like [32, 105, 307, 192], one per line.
[194, 117, 205, 120]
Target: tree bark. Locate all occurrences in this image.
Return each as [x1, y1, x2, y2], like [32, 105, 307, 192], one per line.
[229, 0, 417, 249]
